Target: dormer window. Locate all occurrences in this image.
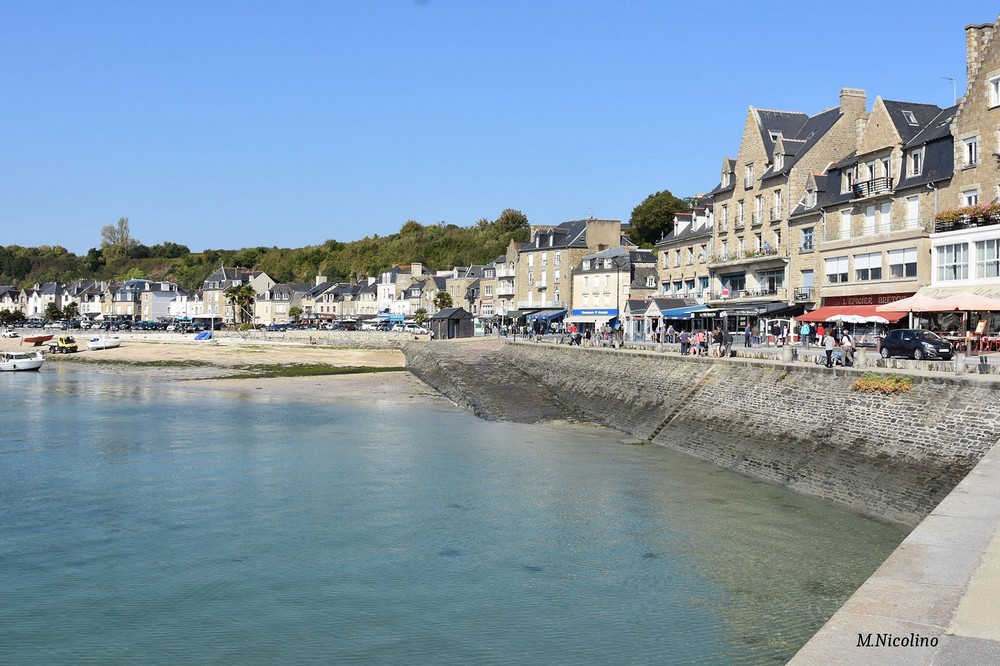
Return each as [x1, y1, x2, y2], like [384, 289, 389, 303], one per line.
[583, 260, 590, 270]
[774, 153, 784, 170]
[910, 149, 923, 175]
[805, 189, 816, 207]
[744, 163, 755, 188]
[769, 131, 782, 141]
[901, 110, 918, 126]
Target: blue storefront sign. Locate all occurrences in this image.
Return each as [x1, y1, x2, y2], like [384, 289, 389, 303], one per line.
[571, 309, 618, 316]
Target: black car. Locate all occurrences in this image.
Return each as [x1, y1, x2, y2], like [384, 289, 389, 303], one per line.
[879, 329, 954, 360]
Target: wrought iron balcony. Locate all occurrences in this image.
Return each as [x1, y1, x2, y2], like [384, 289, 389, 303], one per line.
[851, 176, 893, 199]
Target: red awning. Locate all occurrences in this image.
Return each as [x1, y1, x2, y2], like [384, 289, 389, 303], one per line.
[797, 305, 907, 323]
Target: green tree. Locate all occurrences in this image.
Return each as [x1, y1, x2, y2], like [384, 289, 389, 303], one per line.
[288, 306, 303, 322]
[493, 209, 529, 235]
[118, 267, 146, 281]
[63, 302, 80, 320]
[413, 307, 428, 325]
[224, 283, 257, 325]
[44, 302, 62, 321]
[629, 189, 687, 246]
[434, 291, 453, 310]
[0, 310, 25, 326]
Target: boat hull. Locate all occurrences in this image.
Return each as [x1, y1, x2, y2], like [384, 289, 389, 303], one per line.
[87, 337, 122, 351]
[0, 352, 45, 372]
[22, 334, 54, 346]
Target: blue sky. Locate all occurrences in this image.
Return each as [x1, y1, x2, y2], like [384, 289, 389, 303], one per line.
[2, 1, 998, 255]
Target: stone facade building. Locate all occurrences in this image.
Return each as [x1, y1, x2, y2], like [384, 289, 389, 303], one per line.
[706, 89, 868, 324]
[655, 202, 713, 301]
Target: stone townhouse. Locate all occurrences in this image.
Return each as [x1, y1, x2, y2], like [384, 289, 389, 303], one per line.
[444, 265, 486, 314]
[23, 283, 66, 319]
[168, 289, 203, 321]
[793, 99, 955, 325]
[706, 89, 868, 329]
[567, 244, 654, 333]
[200, 265, 274, 324]
[253, 282, 310, 325]
[927, 17, 1000, 300]
[300, 276, 336, 324]
[655, 203, 714, 302]
[138, 281, 180, 322]
[495, 254, 517, 319]
[507, 218, 624, 323]
[0, 286, 23, 316]
[65, 279, 107, 321]
[475, 258, 505, 318]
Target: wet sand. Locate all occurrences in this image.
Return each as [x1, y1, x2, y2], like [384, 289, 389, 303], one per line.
[2, 333, 454, 406]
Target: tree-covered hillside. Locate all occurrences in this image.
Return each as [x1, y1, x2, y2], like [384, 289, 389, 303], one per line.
[0, 210, 532, 291]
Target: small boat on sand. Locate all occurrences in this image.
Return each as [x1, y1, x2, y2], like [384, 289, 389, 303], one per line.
[22, 334, 54, 347]
[87, 336, 122, 351]
[0, 350, 46, 372]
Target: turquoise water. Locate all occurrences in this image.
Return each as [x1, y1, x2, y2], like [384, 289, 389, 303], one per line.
[0, 369, 907, 665]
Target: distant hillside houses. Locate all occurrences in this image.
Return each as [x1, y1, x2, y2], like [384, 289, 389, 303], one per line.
[3, 16, 1000, 339]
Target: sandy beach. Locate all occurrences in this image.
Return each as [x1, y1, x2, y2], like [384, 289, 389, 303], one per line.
[2, 332, 454, 408]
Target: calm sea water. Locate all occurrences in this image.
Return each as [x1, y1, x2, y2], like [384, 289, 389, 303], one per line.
[0, 368, 907, 665]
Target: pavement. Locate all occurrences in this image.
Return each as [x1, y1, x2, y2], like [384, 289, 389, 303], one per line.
[789, 441, 1000, 664]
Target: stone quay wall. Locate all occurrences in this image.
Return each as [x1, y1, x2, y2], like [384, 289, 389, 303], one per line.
[405, 340, 1000, 526]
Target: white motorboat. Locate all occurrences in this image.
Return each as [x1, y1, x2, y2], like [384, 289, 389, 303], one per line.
[0, 350, 46, 372]
[87, 336, 122, 351]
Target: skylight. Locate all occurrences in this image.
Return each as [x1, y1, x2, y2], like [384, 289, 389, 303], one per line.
[901, 110, 918, 126]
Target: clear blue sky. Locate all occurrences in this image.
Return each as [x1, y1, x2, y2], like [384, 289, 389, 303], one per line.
[2, 1, 998, 255]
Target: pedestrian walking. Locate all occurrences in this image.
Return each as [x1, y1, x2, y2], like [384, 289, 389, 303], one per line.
[800, 322, 811, 348]
[823, 330, 837, 367]
[744, 325, 752, 348]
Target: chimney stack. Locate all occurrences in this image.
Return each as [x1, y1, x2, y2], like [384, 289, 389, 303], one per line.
[966, 22, 996, 88]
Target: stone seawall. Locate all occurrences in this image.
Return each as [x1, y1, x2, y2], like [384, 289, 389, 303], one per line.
[404, 340, 1000, 526]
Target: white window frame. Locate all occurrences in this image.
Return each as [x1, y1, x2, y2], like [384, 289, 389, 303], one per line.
[976, 239, 1000, 279]
[801, 227, 814, 251]
[854, 252, 882, 281]
[910, 149, 923, 175]
[991, 75, 1000, 107]
[964, 189, 980, 207]
[937, 243, 969, 281]
[825, 256, 849, 284]
[964, 137, 980, 167]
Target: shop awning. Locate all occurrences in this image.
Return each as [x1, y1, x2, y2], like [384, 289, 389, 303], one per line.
[798, 305, 907, 323]
[658, 305, 712, 319]
[504, 310, 525, 319]
[566, 314, 610, 324]
[525, 309, 566, 322]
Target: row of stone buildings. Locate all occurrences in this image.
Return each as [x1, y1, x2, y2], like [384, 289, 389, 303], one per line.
[4, 17, 1000, 337]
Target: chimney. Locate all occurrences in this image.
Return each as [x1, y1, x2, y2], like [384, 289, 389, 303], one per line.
[315, 275, 327, 286]
[966, 23, 995, 88]
[839, 88, 866, 117]
[411, 262, 423, 276]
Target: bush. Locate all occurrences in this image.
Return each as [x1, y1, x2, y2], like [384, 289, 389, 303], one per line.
[851, 372, 913, 394]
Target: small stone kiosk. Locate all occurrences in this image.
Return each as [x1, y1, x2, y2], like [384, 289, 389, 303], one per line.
[428, 307, 475, 340]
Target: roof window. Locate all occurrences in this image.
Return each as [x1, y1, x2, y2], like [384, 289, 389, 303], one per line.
[901, 110, 918, 126]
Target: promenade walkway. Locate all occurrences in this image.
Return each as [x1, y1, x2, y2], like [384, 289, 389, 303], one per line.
[790, 441, 1000, 664]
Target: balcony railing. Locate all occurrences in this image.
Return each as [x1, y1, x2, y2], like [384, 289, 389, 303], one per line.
[517, 299, 566, 309]
[708, 287, 788, 301]
[851, 176, 893, 199]
[793, 288, 814, 302]
[496, 284, 515, 296]
[751, 212, 762, 227]
[707, 245, 788, 267]
[934, 213, 1000, 233]
[823, 217, 932, 241]
[769, 207, 783, 222]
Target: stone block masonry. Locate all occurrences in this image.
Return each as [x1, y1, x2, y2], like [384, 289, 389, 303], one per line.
[404, 339, 1000, 526]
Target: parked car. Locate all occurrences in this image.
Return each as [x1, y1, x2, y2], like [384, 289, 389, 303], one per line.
[403, 323, 429, 334]
[1, 328, 18, 338]
[879, 329, 954, 360]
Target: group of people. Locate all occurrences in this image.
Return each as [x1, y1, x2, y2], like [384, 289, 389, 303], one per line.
[799, 321, 855, 367]
[678, 327, 734, 357]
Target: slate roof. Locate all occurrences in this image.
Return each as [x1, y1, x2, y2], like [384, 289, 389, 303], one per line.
[519, 219, 609, 252]
[760, 107, 841, 181]
[896, 105, 958, 191]
[882, 100, 946, 144]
